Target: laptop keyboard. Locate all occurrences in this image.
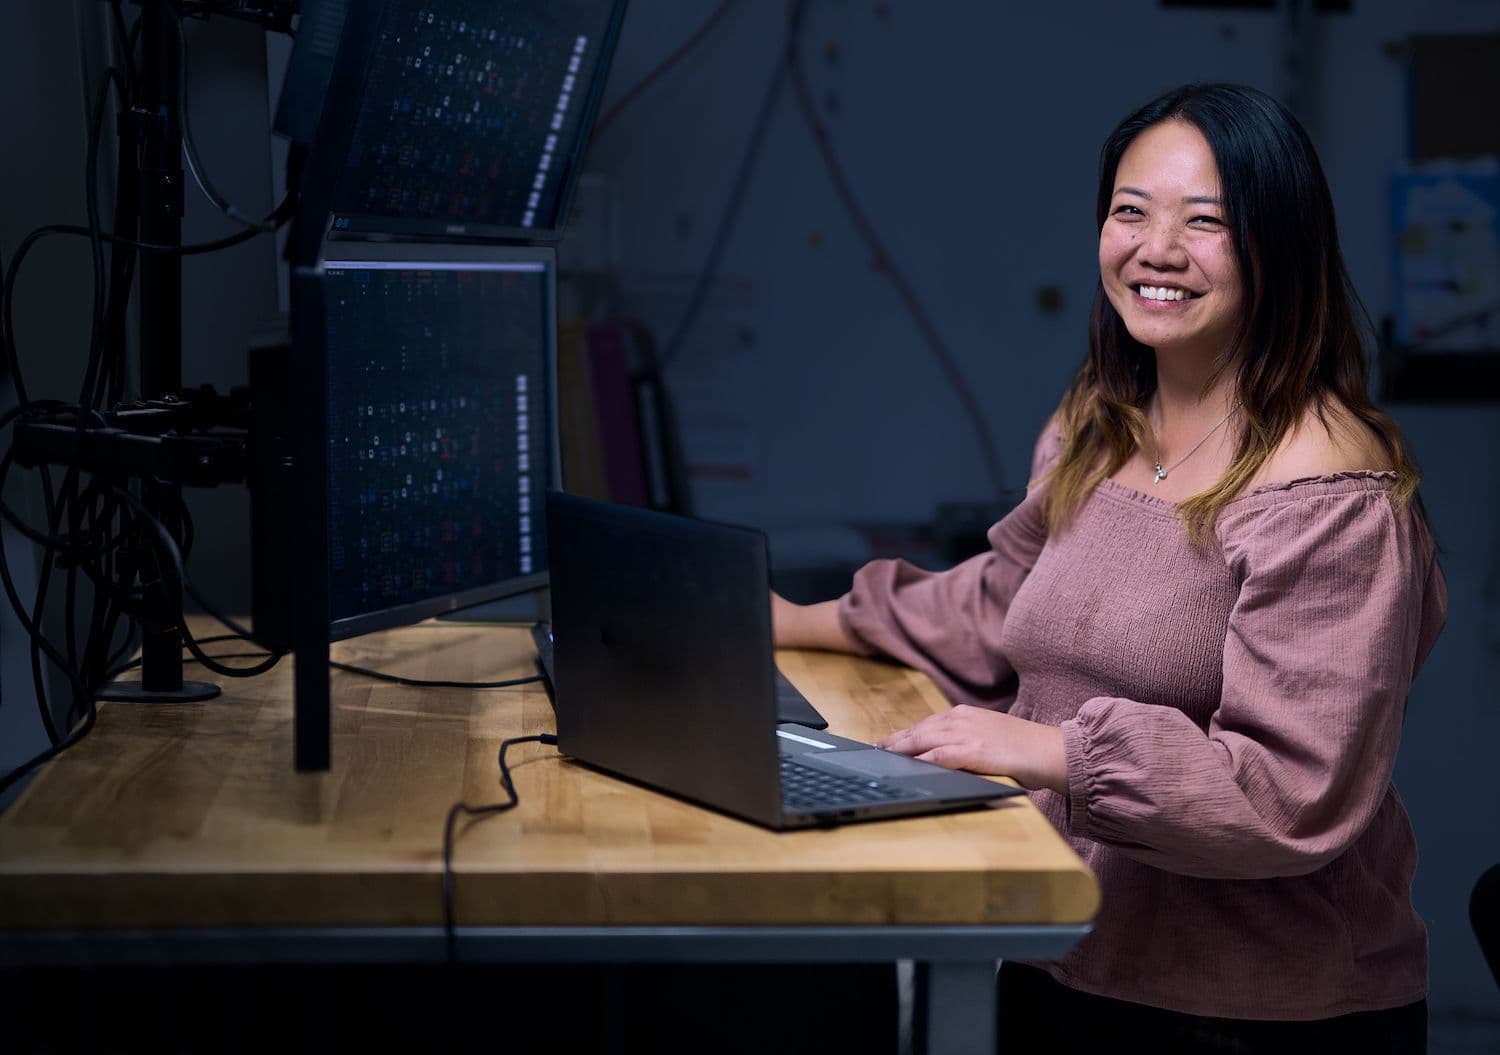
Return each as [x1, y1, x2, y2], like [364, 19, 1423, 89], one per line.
[779, 756, 909, 812]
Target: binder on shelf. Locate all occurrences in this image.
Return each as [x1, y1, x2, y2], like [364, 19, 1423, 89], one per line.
[585, 321, 649, 507]
[556, 317, 689, 511]
[620, 319, 690, 515]
[556, 319, 609, 501]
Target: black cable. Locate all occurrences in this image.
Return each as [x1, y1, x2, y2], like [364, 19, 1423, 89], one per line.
[183, 631, 284, 677]
[107, 632, 277, 675]
[25, 454, 94, 745]
[181, 632, 240, 648]
[63, 474, 86, 679]
[330, 662, 543, 691]
[0, 455, 101, 776]
[0, 439, 115, 736]
[76, 533, 137, 720]
[657, 5, 799, 370]
[180, 604, 540, 687]
[108, 1, 140, 87]
[189, 650, 273, 664]
[0, 698, 98, 799]
[116, 648, 274, 674]
[177, 495, 195, 562]
[64, 48, 123, 688]
[178, 566, 286, 677]
[442, 732, 558, 963]
[169, 2, 285, 232]
[0, 1, 285, 774]
[3, 220, 279, 407]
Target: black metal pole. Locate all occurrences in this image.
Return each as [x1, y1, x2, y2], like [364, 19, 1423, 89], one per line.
[290, 269, 330, 771]
[137, 1, 181, 405]
[98, 0, 218, 703]
[138, 2, 186, 693]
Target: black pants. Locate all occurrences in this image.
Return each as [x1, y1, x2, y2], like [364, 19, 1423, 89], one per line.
[997, 961, 1427, 1055]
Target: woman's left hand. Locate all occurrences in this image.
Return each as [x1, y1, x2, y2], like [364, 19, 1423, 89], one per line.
[876, 705, 1069, 795]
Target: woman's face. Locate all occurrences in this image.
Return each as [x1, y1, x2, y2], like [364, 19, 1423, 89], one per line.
[1098, 120, 1244, 362]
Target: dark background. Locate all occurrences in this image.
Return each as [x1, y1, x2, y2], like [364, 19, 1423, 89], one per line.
[1, 0, 1497, 1041]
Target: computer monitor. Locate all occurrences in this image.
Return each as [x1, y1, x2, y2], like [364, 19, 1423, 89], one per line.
[263, 0, 624, 770]
[252, 241, 558, 650]
[324, 0, 626, 241]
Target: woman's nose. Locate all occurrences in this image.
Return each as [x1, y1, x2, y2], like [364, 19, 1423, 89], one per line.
[1137, 221, 1189, 270]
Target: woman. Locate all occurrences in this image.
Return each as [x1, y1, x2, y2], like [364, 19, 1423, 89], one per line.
[775, 83, 1445, 1052]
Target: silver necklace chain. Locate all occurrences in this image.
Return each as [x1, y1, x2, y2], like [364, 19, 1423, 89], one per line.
[1149, 402, 1241, 483]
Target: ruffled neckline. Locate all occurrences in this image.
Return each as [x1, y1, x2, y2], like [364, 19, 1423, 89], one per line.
[1092, 470, 1399, 517]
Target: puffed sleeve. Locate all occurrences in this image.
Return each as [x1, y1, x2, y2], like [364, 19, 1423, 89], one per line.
[1061, 483, 1446, 879]
[835, 427, 1061, 709]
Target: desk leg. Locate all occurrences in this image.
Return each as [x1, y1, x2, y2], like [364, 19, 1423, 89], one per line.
[913, 960, 997, 1055]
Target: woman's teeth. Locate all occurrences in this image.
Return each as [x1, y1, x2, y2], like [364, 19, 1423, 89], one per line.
[1137, 285, 1194, 301]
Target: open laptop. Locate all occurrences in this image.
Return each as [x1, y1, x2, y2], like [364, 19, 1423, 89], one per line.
[545, 492, 1024, 829]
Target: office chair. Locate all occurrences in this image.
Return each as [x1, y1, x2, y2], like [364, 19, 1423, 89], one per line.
[1473, 863, 1500, 990]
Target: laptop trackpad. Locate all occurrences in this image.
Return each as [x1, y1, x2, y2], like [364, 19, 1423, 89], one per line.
[819, 749, 945, 779]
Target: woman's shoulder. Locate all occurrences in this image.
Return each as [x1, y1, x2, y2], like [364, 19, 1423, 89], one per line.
[1208, 400, 1433, 576]
[1244, 399, 1394, 492]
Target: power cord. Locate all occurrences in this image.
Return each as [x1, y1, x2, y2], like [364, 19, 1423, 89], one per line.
[169, 1, 291, 232]
[181, 595, 544, 690]
[330, 662, 542, 691]
[442, 732, 559, 963]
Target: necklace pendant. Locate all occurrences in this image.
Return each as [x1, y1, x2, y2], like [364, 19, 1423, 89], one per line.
[1154, 464, 1168, 483]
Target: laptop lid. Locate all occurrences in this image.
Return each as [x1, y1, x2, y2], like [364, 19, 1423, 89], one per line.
[547, 492, 784, 826]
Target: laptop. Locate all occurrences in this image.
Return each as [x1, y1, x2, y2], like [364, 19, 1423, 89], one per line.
[545, 492, 1024, 829]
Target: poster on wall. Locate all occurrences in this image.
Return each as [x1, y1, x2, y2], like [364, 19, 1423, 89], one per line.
[1385, 158, 1500, 400]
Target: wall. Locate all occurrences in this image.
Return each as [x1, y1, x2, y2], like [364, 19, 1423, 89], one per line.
[1, 0, 1496, 1029]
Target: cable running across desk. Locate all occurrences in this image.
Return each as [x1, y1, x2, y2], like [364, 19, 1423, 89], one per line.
[442, 733, 559, 964]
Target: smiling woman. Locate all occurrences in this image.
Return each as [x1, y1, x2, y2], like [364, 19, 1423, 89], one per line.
[774, 83, 1444, 1054]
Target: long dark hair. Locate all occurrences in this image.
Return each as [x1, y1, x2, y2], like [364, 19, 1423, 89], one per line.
[1041, 82, 1419, 543]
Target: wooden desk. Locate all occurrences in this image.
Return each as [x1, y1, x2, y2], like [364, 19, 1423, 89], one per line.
[0, 621, 1097, 1052]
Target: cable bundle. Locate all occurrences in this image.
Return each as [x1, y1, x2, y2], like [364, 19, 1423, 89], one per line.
[0, 2, 298, 796]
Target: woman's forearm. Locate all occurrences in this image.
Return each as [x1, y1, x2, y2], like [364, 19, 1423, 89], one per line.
[771, 593, 859, 653]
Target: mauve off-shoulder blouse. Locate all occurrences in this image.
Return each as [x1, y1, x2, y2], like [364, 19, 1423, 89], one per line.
[838, 432, 1447, 1020]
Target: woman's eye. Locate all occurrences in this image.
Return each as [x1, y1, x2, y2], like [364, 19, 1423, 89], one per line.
[1113, 205, 1143, 218]
[1191, 215, 1224, 227]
